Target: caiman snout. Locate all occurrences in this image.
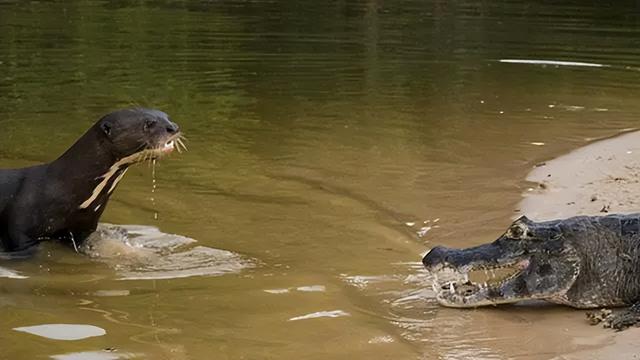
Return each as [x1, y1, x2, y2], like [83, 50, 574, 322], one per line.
[422, 246, 451, 269]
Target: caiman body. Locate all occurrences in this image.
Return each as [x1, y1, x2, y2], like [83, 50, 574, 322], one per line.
[422, 214, 640, 330]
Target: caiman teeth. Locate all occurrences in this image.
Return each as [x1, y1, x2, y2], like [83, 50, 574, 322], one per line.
[430, 259, 530, 300]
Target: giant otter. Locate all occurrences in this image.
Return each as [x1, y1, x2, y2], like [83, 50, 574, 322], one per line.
[0, 108, 182, 253]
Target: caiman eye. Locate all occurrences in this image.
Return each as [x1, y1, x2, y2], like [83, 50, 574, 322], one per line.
[507, 225, 525, 239]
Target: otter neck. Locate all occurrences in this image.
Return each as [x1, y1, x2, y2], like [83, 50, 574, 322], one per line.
[50, 127, 121, 178]
[47, 127, 135, 210]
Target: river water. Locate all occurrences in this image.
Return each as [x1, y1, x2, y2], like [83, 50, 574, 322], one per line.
[2, 1, 640, 359]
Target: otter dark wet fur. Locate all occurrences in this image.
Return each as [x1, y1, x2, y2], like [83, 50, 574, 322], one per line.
[422, 214, 640, 331]
[0, 108, 181, 253]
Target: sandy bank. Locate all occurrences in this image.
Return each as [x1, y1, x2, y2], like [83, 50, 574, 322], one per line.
[518, 130, 640, 359]
[521, 130, 640, 221]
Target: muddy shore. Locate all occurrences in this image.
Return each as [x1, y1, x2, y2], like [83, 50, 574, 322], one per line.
[518, 130, 640, 359]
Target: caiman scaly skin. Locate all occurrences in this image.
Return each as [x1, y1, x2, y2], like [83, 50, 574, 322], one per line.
[422, 214, 640, 331]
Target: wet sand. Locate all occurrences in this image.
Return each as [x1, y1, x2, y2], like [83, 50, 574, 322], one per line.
[518, 130, 640, 359]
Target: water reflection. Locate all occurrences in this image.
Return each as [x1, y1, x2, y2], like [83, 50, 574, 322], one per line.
[50, 351, 135, 360]
[13, 324, 106, 341]
[1, 0, 640, 359]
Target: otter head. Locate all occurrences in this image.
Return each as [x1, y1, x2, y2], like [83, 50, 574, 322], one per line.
[97, 108, 182, 162]
[76, 108, 184, 211]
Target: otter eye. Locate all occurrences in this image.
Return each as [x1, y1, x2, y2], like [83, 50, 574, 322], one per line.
[144, 119, 157, 130]
[101, 122, 112, 136]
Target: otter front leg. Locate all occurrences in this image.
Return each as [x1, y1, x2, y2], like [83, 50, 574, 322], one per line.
[587, 303, 640, 331]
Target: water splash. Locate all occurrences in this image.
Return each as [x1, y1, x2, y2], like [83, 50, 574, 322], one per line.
[0, 266, 28, 279]
[81, 224, 253, 280]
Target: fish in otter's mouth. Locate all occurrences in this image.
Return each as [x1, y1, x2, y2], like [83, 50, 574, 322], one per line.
[154, 130, 188, 155]
[134, 133, 187, 163]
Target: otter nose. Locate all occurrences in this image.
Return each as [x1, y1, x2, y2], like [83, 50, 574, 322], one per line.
[422, 246, 451, 268]
[166, 122, 179, 134]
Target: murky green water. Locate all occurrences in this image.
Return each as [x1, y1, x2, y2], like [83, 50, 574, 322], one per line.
[2, 1, 640, 359]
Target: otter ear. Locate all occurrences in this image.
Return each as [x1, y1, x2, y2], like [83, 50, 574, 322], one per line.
[101, 122, 112, 136]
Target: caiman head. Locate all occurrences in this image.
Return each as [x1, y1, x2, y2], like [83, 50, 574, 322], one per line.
[422, 216, 581, 307]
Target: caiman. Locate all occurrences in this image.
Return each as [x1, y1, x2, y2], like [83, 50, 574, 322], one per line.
[422, 214, 640, 331]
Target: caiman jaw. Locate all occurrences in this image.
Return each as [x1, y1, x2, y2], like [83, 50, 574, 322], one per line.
[431, 259, 531, 307]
